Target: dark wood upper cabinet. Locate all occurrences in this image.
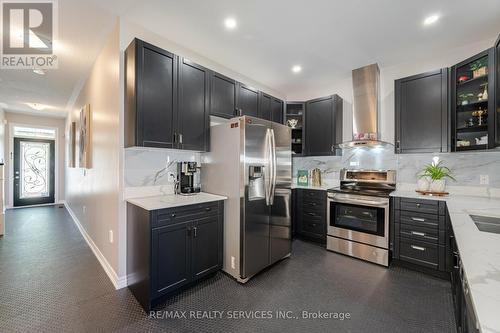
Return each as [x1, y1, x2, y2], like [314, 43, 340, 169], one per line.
[125, 39, 209, 151]
[450, 48, 496, 151]
[395, 69, 448, 154]
[260, 92, 284, 123]
[259, 92, 272, 120]
[178, 58, 210, 151]
[210, 72, 237, 119]
[271, 97, 284, 124]
[125, 39, 177, 148]
[304, 94, 343, 156]
[237, 83, 259, 117]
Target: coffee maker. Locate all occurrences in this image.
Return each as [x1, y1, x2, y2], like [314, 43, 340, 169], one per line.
[176, 162, 201, 195]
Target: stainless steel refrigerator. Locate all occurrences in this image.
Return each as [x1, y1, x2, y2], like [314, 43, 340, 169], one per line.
[202, 116, 292, 283]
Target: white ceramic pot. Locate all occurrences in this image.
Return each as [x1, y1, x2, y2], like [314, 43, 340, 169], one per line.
[417, 177, 431, 191]
[429, 179, 446, 193]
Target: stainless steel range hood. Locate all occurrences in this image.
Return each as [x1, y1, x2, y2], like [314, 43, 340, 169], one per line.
[339, 63, 393, 149]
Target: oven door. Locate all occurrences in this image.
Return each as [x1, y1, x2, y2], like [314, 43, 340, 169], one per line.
[327, 193, 389, 248]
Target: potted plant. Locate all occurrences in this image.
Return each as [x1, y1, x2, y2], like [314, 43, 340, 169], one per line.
[418, 157, 456, 192]
[470, 58, 488, 78]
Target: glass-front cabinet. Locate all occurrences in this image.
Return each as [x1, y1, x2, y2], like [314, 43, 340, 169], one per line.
[451, 48, 497, 151]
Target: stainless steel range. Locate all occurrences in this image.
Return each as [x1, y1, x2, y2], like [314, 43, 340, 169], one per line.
[327, 169, 396, 266]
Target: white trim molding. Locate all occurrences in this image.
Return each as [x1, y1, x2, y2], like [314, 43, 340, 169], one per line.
[63, 201, 127, 289]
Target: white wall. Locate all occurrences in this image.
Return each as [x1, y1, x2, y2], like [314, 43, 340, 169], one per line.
[3, 112, 66, 207]
[65, 22, 123, 282]
[289, 37, 498, 144]
[0, 108, 5, 164]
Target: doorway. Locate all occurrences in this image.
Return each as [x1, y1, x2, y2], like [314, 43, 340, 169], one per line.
[11, 126, 57, 207]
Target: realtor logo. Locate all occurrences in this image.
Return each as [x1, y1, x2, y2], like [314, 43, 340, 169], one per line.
[1, 0, 58, 69]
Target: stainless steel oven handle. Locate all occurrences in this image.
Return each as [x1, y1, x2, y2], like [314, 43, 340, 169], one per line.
[329, 198, 388, 208]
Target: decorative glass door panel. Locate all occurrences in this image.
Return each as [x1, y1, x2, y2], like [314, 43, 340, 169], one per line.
[14, 138, 55, 206]
[19, 141, 50, 199]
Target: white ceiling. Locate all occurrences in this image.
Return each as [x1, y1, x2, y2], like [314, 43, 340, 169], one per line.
[1, 0, 500, 117]
[0, 0, 120, 117]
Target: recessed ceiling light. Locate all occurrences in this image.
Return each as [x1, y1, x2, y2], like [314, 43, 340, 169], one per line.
[224, 17, 237, 30]
[25, 103, 48, 111]
[291, 65, 302, 73]
[423, 14, 440, 26]
[33, 68, 46, 75]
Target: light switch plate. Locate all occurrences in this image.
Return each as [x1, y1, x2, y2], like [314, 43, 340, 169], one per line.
[480, 175, 489, 185]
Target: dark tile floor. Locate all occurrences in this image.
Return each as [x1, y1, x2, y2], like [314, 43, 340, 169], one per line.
[0, 205, 456, 332]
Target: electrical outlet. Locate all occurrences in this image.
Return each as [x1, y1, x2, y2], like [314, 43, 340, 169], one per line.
[109, 230, 114, 243]
[480, 175, 489, 185]
[231, 256, 236, 269]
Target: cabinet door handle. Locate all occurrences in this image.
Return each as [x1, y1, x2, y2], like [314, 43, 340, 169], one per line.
[307, 212, 315, 216]
[205, 207, 211, 211]
[171, 213, 176, 218]
[193, 226, 197, 237]
[411, 217, 425, 222]
[173, 132, 176, 143]
[179, 133, 183, 144]
[411, 245, 426, 251]
[416, 203, 421, 208]
[411, 231, 425, 237]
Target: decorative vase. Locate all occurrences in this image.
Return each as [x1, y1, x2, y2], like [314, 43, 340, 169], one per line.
[417, 177, 431, 191]
[429, 179, 446, 193]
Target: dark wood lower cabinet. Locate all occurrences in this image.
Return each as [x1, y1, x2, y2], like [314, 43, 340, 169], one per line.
[127, 201, 223, 311]
[392, 197, 479, 333]
[293, 189, 327, 244]
[392, 197, 448, 277]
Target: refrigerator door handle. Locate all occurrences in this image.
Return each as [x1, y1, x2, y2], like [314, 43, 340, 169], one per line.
[270, 129, 277, 205]
[265, 129, 273, 206]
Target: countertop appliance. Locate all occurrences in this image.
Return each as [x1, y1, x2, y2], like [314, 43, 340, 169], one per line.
[327, 169, 396, 266]
[176, 162, 201, 195]
[202, 116, 292, 283]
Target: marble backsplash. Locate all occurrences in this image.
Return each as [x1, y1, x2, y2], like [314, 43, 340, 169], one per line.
[293, 148, 500, 189]
[124, 146, 500, 198]
[124, 147, 200, 188]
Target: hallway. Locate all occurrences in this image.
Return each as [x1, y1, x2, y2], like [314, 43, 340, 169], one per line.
[0, 206, 148, 332]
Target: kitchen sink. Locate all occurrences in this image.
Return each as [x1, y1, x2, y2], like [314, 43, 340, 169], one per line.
[470, 215, 500, 234]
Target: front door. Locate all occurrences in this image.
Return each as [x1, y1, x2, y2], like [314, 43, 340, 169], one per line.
[13, 138, 55, 206]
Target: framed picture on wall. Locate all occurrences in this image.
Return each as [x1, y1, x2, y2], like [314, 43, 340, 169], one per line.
[79, 104, 91, 169]
[68, 122, 76, 168]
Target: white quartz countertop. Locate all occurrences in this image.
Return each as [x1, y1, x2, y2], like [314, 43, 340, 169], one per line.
[391, 190, 500, 333]
[291, 184, 329, 191]
[126, 192, 227, 211]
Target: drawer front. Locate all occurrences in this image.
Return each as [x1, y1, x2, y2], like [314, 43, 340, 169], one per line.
[400, 224, 438, 244]
[302, 202, 325, 215]
[398, 211, 440, 229]
[153, 201, 220, 228]
[299, 189, 326, 200]
[399, 238, 438, 269]
[302, 198, 325, 209]
[400, 198, 440, 215]
[301, 218, 325, 235]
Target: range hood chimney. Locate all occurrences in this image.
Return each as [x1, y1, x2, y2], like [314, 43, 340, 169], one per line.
[339, 63, 392, 149]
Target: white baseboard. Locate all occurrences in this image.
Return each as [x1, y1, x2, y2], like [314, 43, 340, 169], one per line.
[63, 201, 127, 289]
